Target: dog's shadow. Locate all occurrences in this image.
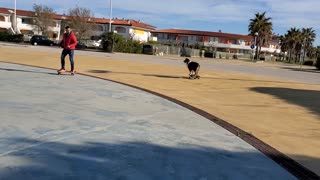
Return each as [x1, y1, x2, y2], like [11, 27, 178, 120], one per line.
[88, 70, 188, 79]
[143, 74, 187, 79]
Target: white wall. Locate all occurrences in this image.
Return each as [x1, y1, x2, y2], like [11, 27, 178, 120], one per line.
[0, 21, 11, 28]
[0, 13, 153, 42]
[0, 14, 11, 28]
[129, 28, 151, 42]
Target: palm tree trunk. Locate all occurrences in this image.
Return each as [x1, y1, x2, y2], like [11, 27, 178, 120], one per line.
[289, 50, 292, 63]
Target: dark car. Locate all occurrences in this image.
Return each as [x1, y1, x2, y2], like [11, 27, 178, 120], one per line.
[30, 35, 55, 46]
[75, 42, 87, 50]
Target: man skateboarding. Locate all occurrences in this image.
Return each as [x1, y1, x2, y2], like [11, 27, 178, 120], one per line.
[58, 26, 77, 75]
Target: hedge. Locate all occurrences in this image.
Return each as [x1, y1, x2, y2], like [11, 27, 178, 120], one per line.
[101, 32, 142, 54]
[0, 32, 24, 43]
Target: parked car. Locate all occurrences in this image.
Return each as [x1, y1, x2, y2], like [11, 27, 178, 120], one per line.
[30, 35, 55, 46]
[76, 42, 87, 50]
[92, 39, 102, 48]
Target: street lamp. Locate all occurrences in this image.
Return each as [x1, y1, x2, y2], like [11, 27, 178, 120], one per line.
[108, 0, 112, 32]
[8, 9, 16, 34]
[278, 39, 282, 61]
[254, 32, 258, 60]
[14, 0, 16, 33]
[300, 37, 306, 70]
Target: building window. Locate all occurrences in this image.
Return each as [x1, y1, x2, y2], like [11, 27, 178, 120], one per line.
[210, 37, 218, 42]
[168, 34, 176, 40]
[115, 26, 126, 33]
[157, 33, 163, 39]
[0, 16, 5, 22]
[179, 36, 188, 41]
[20, 30, 33, 34]
[196, 36, 203, 42]
[91, 25, 103, 31]
[21, 18, 32, 24]
[230, 39, 236, 44]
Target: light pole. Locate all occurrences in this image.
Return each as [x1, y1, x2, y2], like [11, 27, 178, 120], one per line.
[108, 0, 112, 32]
[8, 0, 17, 33]
[254, 32, 258, 60]
[278, 39, 282, 61]
[14, 0, 17, 33]
[300, 37, 306, 70]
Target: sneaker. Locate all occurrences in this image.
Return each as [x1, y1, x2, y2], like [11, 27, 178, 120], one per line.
[57, 68, 66, 73]
[70, 70, 76, 75]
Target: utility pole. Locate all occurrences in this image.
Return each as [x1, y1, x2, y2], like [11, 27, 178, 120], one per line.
[14, 0, 17, 33]
[108, 0, 112, 32]
[254, 32, 259, 60]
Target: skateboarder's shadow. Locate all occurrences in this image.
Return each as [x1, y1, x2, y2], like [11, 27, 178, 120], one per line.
[0, 68, 57, 75]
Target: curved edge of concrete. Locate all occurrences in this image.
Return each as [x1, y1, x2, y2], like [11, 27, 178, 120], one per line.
[1, 61, 319, 180]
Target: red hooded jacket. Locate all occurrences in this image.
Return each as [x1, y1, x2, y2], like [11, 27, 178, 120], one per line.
[60, 32, 77, 50]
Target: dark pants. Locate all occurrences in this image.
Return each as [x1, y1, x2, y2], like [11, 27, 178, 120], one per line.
[61, 49, 75, 71]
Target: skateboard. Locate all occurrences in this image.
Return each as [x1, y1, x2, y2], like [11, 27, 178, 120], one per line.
[57, 70, 76, 75]
[189, 74, 200, 79]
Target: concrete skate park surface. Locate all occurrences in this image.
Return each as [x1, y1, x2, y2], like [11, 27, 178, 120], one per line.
[0, 44, 319, 178]
[0, 62, 297, 180]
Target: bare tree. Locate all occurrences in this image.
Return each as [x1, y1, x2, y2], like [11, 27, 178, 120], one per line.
[68, 7, 96, 40]
[32, 4, 55, 36]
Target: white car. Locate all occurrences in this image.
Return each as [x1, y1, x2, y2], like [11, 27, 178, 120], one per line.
[92, 39, 102, 48]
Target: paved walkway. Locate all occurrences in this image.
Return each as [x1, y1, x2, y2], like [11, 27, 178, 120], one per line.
[1, 45, 319, 178]
[0, 63, 295, 180]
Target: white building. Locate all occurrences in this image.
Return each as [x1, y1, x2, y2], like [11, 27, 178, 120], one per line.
[0, 7, 156, 43]
[91, 18, 155, 42]
[152, 29, 281, 55]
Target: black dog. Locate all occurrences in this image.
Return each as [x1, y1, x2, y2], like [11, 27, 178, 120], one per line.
[183, 58, 200, 79]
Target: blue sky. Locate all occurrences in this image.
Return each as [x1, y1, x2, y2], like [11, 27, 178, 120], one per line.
[1, 0, 320, 45]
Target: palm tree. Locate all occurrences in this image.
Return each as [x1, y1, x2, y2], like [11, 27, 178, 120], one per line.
[281, 28, 301, 62]
[281, 27, 317, 63]
[279, 35, 289, 61]
[248, 12, 273, 60]
[316, 46, 320, 70]
[301, 28, 316, 61]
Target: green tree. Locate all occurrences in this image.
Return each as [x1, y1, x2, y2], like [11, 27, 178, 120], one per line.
[32, 4, 55, 36]
[280, 27, 316, 63]
[248, 12, 273, 60]
[101, 32, 142, 54]
[281, 28, 300, 62]
[301, 28, 316, 61]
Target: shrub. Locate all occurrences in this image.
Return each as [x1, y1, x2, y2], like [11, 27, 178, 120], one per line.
[233, 54, 238, 59]
[147, 40, 159, 45]
[315, 57, 320, 70]
[0, 32, 24, 43]
[303, 60, 314, 66]
[101, 32, 142, 54]
[0, 32, 10, 41]
[226, 53, 230, 59]
[8, 34, 24, 43]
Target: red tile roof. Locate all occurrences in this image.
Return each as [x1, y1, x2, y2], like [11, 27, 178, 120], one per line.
[153, 29, 253, 40]
[0, 7, 65, 20]
[92, 18, 156, 30]
[0, 7, 156, 30]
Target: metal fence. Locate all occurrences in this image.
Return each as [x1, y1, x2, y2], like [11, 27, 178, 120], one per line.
[153, 45, 200, 57]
